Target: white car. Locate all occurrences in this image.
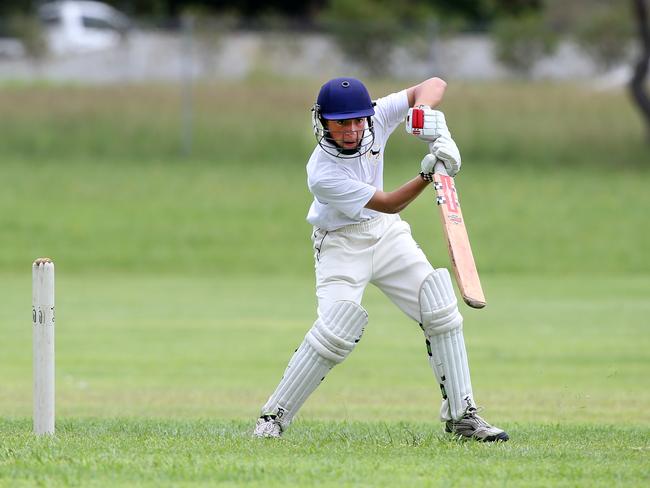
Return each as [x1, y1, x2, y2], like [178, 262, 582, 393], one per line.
[38, 1, 130, 55]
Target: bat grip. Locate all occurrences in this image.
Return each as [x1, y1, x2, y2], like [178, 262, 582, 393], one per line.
[434, 160, 448, 176]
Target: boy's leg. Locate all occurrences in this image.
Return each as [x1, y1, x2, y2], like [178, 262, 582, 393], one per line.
[254, 229, 371, 437]
[256, 299, 367, 435]
[371, 220, 474, 417]
[372, 219, 508, 441]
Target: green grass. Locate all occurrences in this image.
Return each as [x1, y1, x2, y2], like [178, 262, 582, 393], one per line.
[1, 80, 648, 167]
[1, 159, 649, 275]
[1, 273, 649, 485]
[1, 419, 648, 487]
[1, 81, 649, 275]
[1, 273, 649, 421]
[0, 80, 649, 486]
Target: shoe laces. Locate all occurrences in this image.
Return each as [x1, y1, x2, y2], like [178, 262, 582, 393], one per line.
[462, 406, 490, 427]
[260, 414, 283, 431]
[464, 406, 483, 416]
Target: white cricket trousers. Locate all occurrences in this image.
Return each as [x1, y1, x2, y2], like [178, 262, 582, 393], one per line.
[312, 213, 434, 321]
[259, 212, 471, 425]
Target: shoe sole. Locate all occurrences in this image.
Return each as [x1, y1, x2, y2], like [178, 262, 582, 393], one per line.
[481, 431, 509, 442]
[446, 429, 510, 442]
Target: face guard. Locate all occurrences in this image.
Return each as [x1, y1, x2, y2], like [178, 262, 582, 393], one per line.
[312, 104, 375, 159]
[311, 77, 376, 159]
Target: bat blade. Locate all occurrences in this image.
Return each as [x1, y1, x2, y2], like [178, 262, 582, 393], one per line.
[432, 173, 486, 309]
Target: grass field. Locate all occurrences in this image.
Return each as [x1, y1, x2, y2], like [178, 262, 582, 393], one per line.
[1, 80, 649, 486]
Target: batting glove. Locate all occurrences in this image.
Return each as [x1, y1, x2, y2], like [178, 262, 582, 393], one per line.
[405, 106, 450, 143]
[430, 136, 461, 177]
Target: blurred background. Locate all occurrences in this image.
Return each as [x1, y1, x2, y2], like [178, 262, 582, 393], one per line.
[0, 1, 648, 425]
[0, 0, 645, 84]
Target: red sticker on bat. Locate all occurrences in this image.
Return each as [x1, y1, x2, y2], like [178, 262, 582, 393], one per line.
[438, 175, 459, 213]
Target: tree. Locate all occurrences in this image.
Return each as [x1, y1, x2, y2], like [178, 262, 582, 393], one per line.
[6, 13, 47, 58]
[0, 1, 31, 17]
[630, 0, 650, 141]
[319, 0, 435, 77]
[492, 12, 557, 75]
[573, 3, 634, 71]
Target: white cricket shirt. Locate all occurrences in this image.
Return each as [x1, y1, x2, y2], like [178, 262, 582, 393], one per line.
[306, 90, 410, 231]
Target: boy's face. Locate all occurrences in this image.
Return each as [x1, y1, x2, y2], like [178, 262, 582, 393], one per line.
[326, 118, 367, 151]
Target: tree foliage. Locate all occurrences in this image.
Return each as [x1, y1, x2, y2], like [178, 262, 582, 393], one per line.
[319, 0, 435, 76]
[574, 4, 634, 70]
[492, 12, 557, 75]
[2, 1, 544, 21]
[543, 0, 634, 71]
[7, 13, 48, 58]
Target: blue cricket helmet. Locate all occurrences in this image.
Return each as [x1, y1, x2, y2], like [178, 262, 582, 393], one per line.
[312, 77, 376, 158]
[316, 77, 375, 120]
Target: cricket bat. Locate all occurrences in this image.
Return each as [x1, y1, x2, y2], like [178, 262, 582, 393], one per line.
[432, 162, 486, 309]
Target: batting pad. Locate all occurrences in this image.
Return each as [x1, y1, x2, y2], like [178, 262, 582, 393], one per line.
[419, 269, 475, 421]
[261, 301, 367, 427]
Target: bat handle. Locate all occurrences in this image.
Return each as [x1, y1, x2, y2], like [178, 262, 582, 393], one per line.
[433, 159, 448, 176]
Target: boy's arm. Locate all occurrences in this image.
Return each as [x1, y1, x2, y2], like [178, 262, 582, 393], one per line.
[365, 175, 429, 214]
[406, 77, 447, 108]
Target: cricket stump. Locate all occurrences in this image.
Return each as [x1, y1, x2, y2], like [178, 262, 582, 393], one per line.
[32, 258, 55, 435]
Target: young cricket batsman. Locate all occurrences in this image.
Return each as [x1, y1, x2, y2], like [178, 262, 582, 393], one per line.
[253, 77, 508, 442]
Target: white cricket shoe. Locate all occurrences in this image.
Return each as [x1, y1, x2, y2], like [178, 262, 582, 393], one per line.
[253, 415, 283, 438]
[445, 408, 509, 442]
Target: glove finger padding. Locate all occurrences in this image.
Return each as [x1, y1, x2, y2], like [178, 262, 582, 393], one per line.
[430, 136, 461, 177]
[406, 107, 450, 142]
[420, 153, 437, 174]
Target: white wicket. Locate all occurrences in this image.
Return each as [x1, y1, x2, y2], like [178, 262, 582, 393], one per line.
[32, 258, 55, 435]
